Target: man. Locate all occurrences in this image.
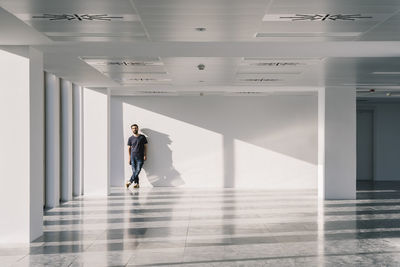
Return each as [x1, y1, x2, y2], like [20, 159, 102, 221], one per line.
[126, 124, 148, 189]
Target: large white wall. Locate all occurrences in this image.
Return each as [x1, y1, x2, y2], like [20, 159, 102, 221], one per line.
[358, 102, 400, 181]
[111, 95, 318, 189]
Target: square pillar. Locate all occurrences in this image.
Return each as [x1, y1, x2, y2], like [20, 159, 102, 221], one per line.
[61, 79, 73, 202]
[45, 72, 61, 208]
[83, 88, 110, 196]
[0, 47, 44, 243]
[318, 86, 356, 199]
[73, 84, 83, 196]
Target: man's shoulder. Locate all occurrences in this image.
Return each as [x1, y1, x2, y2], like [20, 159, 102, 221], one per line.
[127, 135, 136, 142]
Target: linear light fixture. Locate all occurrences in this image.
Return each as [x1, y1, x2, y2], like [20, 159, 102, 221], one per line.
[243, 57, 323, 61]
[255, 32, 361, 37]
[346, 83, 400, 86]
[372, 72, 400, 75]
[45, 32, 146, 37]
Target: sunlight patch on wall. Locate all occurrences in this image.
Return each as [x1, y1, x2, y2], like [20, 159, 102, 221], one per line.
[234, 139, 317, 189]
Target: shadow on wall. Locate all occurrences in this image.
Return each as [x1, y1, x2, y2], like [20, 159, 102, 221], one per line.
[125, 96, 318, 164]
[110, 95, 318, 189]
[141, 128, 184, 187]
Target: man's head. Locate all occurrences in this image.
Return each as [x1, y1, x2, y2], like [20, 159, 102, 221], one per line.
[131, 124, 139, 135]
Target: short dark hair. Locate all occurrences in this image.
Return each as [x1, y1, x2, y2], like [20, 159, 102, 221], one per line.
[131, 124, 139, 128]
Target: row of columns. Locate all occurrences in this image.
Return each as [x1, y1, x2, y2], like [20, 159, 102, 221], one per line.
[0, 47, 111, 243]
[45, 74, 84, 208]
[45, 77, 111, 207]
[0, 47, 355, 244]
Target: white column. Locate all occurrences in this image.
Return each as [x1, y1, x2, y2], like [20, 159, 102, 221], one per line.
[0, 47, 44, 243]
[61, 79, 73, 202]
[318, 86, 356, 199]
[83, 88, 110, 196]
[45, 73, 61, 208]
[29, 48, 45, 240]
[73, 84, 83, 196]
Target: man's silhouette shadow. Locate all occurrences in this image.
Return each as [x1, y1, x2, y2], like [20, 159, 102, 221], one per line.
[140, 128, 184, 187]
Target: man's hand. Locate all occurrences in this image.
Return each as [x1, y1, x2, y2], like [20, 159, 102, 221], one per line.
[143, 155, 147, 161]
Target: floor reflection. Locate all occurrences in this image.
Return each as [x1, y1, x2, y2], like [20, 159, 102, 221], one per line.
[2, 182, 400, 266]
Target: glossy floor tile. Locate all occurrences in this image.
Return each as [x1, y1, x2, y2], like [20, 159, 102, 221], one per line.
[2, 181, 400, 266]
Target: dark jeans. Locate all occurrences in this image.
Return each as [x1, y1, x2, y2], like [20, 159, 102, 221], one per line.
[130, 157, 144, 184]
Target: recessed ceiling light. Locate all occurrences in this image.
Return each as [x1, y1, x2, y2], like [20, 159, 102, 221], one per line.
[195, 27, 207, 32]
[197, 64, 205, 70]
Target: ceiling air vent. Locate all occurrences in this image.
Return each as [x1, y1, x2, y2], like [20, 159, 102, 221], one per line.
[31, 14, 125, 21]
[252, 62, 303, 67]
[107, 61, 163, 66]
[138, 91, 171, 94]
[263, 14, 373, 22]
[236, 91, 262, 94]
[117, 78, 171, 84]
[239, 78, 280, 82]
[255, 32, 361, 38]
[128, 78, 158, 81]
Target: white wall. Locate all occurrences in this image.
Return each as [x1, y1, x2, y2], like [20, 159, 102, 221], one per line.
[83, 88, 110, 195]
[110, 95, 318, 189]
[358, 102, 400, 181]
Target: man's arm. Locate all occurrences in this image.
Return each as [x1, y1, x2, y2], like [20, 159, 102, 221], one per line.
[128, 146, 131, 165]
[143, 144, 147, 161]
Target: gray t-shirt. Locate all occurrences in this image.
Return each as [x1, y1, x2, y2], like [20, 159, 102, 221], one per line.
[127, 134, 148, 159]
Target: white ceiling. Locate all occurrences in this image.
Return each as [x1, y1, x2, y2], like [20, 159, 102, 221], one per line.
[1, 0, 400, 97]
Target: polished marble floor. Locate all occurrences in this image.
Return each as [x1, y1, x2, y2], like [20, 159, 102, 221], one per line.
[2, 182, 400, 266]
